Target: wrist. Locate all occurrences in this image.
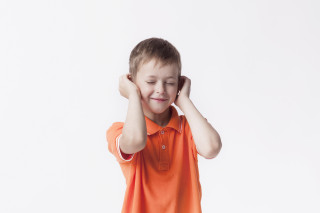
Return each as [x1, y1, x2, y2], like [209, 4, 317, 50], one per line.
[129, 88, 141, 99]
[177, 96, 191, 110]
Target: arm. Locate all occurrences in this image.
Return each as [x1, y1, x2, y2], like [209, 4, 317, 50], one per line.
[118, 74, 147, 154]
[175, 76, 222, 159]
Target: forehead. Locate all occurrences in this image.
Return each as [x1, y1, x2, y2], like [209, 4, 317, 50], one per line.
[137, 59, 179, 79]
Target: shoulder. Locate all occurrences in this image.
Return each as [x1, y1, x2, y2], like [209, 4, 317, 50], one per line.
[178, 115, 208, 132]
[107, 122, 124, 133]
[108, 122, 124, 130]
[179, 115, 199, 160]
[178, 115, 193, 138]
[106, 122, 124, 142]
[179, 115, 189, 132]
[106, 122, 136, 163]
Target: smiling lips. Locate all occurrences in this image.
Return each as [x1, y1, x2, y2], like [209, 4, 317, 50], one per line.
[151, 98, 167, 102]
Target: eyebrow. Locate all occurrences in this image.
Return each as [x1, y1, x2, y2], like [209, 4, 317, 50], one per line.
[146, 75, 177, 79]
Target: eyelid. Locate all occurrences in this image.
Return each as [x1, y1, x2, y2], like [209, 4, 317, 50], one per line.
[145, 81, 176, 84]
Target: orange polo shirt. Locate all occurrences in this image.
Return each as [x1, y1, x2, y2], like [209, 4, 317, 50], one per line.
[106, 106, 202, 213]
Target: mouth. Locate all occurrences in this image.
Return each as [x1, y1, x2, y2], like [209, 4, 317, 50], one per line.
[151, 98, 168, 102]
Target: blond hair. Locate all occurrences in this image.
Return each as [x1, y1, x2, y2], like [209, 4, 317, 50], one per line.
[129, 38, 181, 80]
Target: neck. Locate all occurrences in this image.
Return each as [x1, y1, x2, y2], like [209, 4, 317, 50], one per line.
[144, 107, 172, 127]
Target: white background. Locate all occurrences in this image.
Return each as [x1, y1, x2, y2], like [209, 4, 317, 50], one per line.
[1, 0, 319, 212]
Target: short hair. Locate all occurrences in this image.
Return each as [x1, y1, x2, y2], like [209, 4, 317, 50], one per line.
[129, 38, 181, 80]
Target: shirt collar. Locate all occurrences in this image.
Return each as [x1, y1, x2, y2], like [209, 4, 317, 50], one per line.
[145, 105, 182, 135]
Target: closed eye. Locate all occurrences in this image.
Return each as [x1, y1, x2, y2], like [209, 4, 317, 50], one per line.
[146, 81, 175, 85]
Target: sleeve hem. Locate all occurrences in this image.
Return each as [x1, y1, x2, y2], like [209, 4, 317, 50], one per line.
[116, 134, 135, 162]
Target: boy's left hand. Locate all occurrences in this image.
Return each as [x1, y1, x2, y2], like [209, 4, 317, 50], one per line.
[174, 76, 191, 108]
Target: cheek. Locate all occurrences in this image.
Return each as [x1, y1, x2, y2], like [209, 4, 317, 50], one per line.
[168, 86, 178, 97]
[139, 86, 153, 98]
[170, 85, 179, 93]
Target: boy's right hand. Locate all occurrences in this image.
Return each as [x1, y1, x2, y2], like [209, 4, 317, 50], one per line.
[119, 74, 141, 99]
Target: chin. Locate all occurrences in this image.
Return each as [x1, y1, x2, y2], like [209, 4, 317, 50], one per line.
[144, 102, 171, 115]
[150, 106, 168, 114]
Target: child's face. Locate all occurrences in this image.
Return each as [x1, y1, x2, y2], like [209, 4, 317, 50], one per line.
[134, 59, 179, 117]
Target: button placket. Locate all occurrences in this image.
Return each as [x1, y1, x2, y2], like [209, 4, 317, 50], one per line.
[158, 129, 170, 170]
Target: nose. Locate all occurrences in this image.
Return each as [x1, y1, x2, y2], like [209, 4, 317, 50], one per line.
[155, 82, 165, 94]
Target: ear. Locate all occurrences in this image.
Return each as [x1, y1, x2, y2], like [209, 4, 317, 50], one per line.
[179, 77, 185, 91]
[176, 76, 180, 94]
[128, 73, 135, 83]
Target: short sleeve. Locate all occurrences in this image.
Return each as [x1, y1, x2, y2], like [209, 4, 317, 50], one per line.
[106, 122, 135, 163]
[182, 116, 199, 161]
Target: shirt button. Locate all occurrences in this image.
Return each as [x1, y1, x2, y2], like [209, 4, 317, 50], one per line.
[160, 130, 164, 134]
[162, 145, 166, 149]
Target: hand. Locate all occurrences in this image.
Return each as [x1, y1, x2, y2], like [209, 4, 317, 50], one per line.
[119, 74, 141, 99]
[174, 76, 191, 108]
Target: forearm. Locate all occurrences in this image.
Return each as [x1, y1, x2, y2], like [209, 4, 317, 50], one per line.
[179, 98, 222, 158]
[122, 91, 147, 148]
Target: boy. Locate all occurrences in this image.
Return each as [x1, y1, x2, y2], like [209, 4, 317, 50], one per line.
[106, 38, 222, 213]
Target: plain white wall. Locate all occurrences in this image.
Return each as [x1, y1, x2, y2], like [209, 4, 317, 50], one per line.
[1, 0, 319, 212]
